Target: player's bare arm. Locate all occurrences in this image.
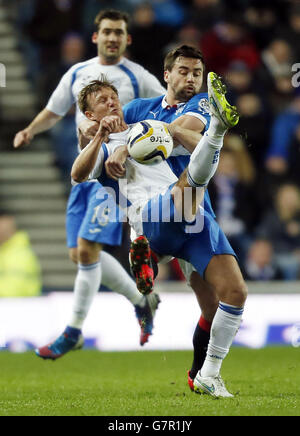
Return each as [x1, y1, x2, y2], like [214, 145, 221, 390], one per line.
[168, 115, 205, 152]
[105, 145, 128, 180]
[13, 109, 62, 149]
[168, 121, 203, 153]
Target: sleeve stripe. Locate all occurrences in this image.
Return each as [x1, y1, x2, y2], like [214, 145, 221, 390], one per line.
[71, 64, 90, 86]
[185, 111, 208, 125]
[118, 65, 140, 99]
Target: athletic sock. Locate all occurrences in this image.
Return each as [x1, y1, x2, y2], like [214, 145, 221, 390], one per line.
[101, 251, 144, 306]
[69, 261, 102, 330]
[187, 132, 223, 188]
[200, 302, 244, 378]
[189, 316, 212, 380]
[206, 113, 228, 138]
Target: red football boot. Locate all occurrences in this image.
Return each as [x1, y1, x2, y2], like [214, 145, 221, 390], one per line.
[130, 235, 156, 295]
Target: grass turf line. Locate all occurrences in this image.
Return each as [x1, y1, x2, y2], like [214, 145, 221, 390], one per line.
[0, 347, 299, 416]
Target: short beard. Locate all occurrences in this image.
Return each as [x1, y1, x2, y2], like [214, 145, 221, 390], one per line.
[99, 47, 121, 64]
[174, 88, 196, 103]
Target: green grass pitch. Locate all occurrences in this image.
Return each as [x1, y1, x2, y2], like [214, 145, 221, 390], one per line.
[0, 347, 299, 416]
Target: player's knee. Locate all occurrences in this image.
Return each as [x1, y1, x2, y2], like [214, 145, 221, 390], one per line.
[217, 279, 248, 307]
[78, 239, 101, 265]
[69, 248, 78, 264]
[78, 246, 94, 264]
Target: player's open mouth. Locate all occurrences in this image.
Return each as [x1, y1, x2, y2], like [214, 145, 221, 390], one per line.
[107, 45, 119, 51]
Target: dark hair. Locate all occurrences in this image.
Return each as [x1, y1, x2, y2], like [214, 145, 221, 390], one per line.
[78, 77, 119, 113]
[94, 9, 130, 32]
[164, 45, 205, 71]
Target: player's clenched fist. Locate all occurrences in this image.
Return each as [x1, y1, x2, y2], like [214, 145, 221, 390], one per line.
[99, 115, 122, 135]
[13, 129, 33, 149]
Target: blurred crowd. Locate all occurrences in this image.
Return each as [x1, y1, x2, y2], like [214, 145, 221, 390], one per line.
[3, 0, 300, 282]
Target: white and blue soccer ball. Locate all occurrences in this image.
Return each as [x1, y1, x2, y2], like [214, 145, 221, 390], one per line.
[127, 120, 173, 165]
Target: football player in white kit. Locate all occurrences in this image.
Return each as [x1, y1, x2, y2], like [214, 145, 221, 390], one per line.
[13, 9, 165, 359]
[71, 74, 248, 398]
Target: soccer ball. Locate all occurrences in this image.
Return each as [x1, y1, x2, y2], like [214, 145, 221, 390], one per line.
[127, 120, 173, 165]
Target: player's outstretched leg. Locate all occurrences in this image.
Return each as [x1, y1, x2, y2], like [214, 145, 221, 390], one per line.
[187, 73, 240, 191]
[35, 326, 84, 360]
[134, 292, 161, 346]
[129, 236, 158, 295]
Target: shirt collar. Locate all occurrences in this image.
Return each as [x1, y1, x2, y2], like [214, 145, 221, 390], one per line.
[161, 95, 186, 110]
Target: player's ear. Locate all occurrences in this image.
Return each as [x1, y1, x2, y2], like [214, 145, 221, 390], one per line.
[92, 32, 98, 45]
[164, 70, 170, 84]
[85, 111, 97, 121]
[127, 34, 132, 46]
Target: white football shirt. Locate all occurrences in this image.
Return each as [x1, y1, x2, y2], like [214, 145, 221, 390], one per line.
[46, 56, 166, 128]
[87, 129, 178, 234]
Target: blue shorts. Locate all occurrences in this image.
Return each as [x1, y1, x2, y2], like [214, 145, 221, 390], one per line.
[142, 185, 236, 278]
[66, 182, 123, 248]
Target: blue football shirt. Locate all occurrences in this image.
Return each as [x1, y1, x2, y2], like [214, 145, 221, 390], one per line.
[123, 93, 215, 217]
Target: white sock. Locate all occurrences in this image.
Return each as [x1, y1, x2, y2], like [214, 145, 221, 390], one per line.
[69, 261, 102, 330]
[101, 251, 144, 306]
[200, 302, 244, 377]
[206, 113, 228, 138]
[187, 132, 223, 187]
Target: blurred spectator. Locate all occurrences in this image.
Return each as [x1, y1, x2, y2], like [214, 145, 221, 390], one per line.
[45, 32, 86, 99]
[24, 0, 84, 104]
[244, 2, 281, 49]
[200, 13, 260, 75]
[234, 92, 271, 168]
[152, 0, 187, 28]
[258, 38, 295, 106]
[265, 95, 300, 181]
[256, 183, 300, 280]
[209, 133, 258, 264]
[162, 24, 202, 72]
[128, 3, 174, 79]
[276, 3, 300, 62]
[188, 0, 225, 32]
[243, 238, 282, 281]
[0, 212, 42, 297]
[226, 61, 255, 99]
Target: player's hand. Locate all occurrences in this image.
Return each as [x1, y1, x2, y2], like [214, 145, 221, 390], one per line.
[78, 119, 99, 140]
[98, 115, 122, 136]
[13, 128, 33, 149]
[105, 145, 128, 180]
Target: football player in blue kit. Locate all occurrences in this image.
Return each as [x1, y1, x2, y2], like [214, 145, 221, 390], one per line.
[72, 69, 248, 397]
[13, 10, 165, 359]
[105, 45, 222, 390]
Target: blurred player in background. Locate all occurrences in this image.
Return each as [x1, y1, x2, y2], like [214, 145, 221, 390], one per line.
[13, 9, 165, 359]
